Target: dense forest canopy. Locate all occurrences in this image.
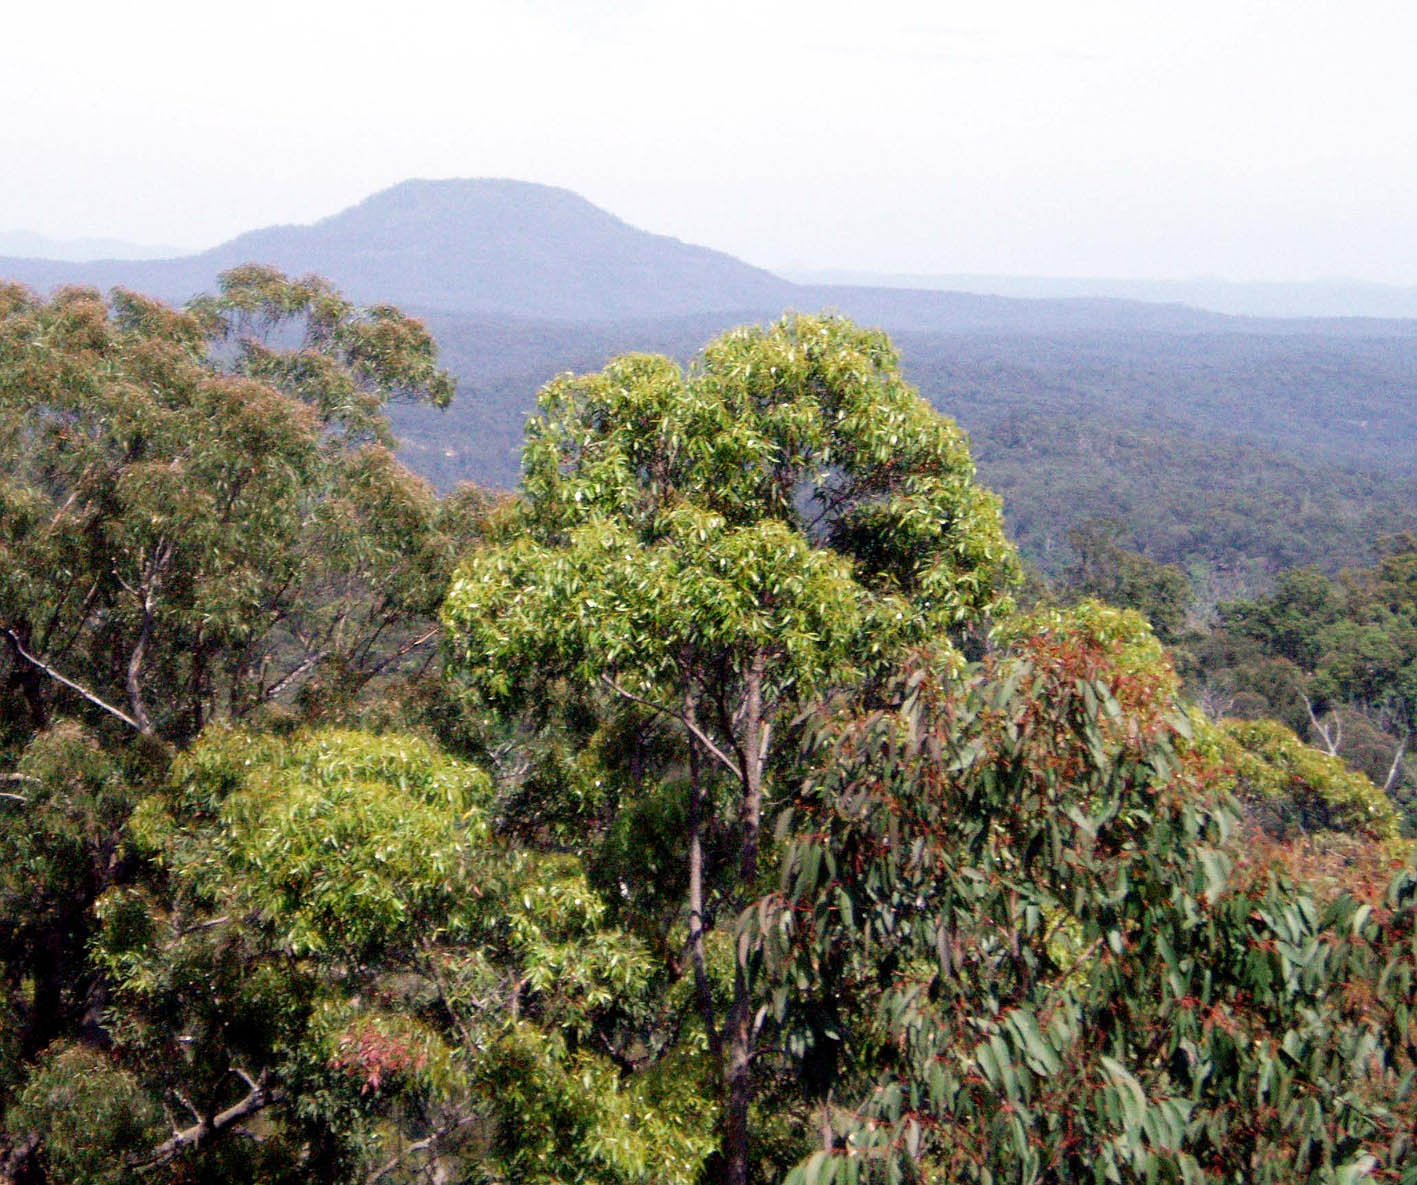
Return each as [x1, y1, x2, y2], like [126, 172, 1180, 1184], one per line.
[386, 318, 1417, 602]
[0, 273, 1413, 1184]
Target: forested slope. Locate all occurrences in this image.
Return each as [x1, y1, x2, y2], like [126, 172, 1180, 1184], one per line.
[387, 312, 1417, 592]
[6, 177, 1417, 588]
[2, 277, 1413, 1183]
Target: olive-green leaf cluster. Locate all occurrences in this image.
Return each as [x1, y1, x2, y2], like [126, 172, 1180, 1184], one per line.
[762, 605, 1417, 1185]
[0, 271, 472, 747]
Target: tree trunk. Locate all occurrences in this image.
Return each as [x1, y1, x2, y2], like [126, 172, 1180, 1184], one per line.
[685, 691, 723, 1066]
[722, 651, 767, 1185]
[126, 604, 154, 736]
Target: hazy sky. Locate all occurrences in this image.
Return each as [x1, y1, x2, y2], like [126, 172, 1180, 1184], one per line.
[5, 0, 1414, 281]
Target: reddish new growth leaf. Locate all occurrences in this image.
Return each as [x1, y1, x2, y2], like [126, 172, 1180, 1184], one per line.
[332, 1023, 427, 1095]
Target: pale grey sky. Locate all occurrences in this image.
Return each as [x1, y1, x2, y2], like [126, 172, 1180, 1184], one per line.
[4, 0, 1414, 281]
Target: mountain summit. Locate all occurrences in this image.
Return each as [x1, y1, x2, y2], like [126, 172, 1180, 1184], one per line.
[208, 179, 798, 318]
[0, 179, 796, 320]
[6, 179, 1412, 336]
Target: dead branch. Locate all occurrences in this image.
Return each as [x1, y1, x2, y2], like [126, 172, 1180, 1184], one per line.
[2, 627, 142, 732]
[132, 1075, 282, 1172]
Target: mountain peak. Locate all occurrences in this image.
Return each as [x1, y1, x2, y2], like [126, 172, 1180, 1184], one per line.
[187, 177, 794, 320]
[320, 178, 626, 235]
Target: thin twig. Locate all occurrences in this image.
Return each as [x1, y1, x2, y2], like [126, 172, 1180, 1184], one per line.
[365, 1113, 481, 1185]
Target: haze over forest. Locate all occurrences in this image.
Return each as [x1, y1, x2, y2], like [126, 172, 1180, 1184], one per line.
[7, 175, 1415, 600]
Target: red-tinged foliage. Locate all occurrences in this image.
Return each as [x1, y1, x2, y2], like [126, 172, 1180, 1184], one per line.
[332, 1023, 428, 1096]
[759, 605, 1417, 1185]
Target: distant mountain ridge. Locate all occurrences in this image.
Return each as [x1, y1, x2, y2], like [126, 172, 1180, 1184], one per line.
[0, 179, 796, 320]
[6, 178, 1414, 335]
[0, 230, 185, 262]
[788, 270, 1417, 320]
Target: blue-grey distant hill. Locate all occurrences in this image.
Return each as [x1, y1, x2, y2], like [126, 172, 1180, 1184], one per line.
[0, 179, 795, 321]
[7, 177, 1413, 337]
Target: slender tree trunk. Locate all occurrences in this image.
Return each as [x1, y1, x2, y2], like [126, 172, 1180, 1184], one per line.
[124, 543, 170, 737]
[722, 651, 767, 1185]
[1383, 734, 1408, 793]
[126, 603, 154, 736]
[685, 691, 724, 1066]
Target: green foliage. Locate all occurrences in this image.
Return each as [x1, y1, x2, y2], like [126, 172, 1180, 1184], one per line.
[474, 1026, 715, 1185]
[78, 725, 708, 1182]
[5, 1044, 161, 1185]
[444, 313, 1020, 1179]
[0, 724, 143, 1065]
[1001, 598, 1178, 692]
[139, 728, 493, 959]
[1222, 567, 1346, 669]
[11, 268, 1417, 1185]
[1205, 717, 1400, 840]
[1064, 518, 1194, 642]
[447, 314, 1018, 708]
[0, 272, 470, 746]
[1199, 539, 1417, 833]
[761, 607, 1417, 1184]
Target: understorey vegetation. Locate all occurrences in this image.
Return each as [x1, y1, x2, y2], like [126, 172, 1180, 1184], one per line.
[0, 274, 1412, 1184]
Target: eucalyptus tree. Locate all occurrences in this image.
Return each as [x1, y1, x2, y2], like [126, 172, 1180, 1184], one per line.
[0, 272, 480, 1176]
[443, 313, 1019, 1183]
[0, 269, 469, 748]
[766, 603, 1417, 1183]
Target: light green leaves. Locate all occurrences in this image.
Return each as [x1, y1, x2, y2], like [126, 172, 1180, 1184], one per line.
[148, 728, 493, 959]
[446, 311, 1019, 731]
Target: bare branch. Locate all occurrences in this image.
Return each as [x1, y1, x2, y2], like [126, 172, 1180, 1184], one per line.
[1303, 694, 1341, 756]
[362, 625, 441, 680]
[758, 719, 773, 767]
[598, 675, 739, 776]
[1383, 734, 1408, 794]
[132, 1076, 282, 1172]
[173, 915, 231, 942]
[171, 1089, 203, 1125]
[2, 627, 142, 732]
[258, 651, 328, 705]
[45, 574, 103, 661]
[365, 1113, 481, 1185]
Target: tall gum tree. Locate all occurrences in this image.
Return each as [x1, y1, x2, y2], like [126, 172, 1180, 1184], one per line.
[0, 268, 466, 747]
[442, 313, 1019, 1184]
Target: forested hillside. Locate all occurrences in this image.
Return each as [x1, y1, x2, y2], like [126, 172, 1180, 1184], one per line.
[7, 179, 1417, 590]
[1, 272, 1414, 1183]
[390, 315, 1417, 593]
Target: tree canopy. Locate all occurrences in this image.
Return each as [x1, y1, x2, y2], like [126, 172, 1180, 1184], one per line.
[444, 313, 1019, 1184]
[1, 280, 1414, 1185]
[0, 268, 473, 748]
